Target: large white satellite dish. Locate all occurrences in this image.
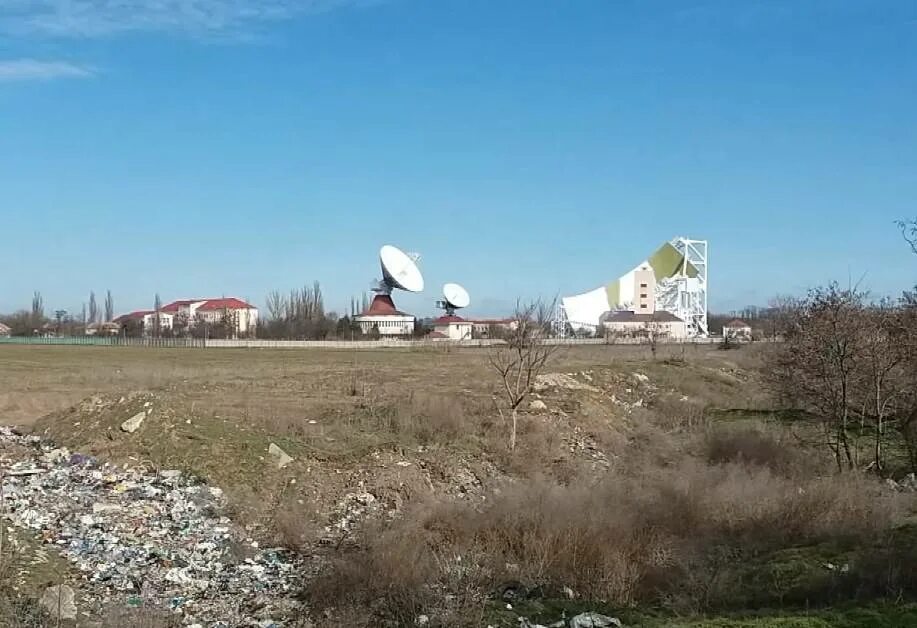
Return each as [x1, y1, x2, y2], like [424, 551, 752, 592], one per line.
[437, 282, 470, 315]
[377, 244, 424, 294]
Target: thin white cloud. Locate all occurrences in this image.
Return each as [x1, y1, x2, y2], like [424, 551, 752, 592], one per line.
[0, 58, 93, 81]
[0, 0, 378, 38]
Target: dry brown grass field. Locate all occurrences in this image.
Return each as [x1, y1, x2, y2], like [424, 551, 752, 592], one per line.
[1, 343, 916, 627]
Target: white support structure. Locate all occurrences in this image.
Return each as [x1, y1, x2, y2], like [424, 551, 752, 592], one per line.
[551, 302, 569, 339]
[657, 237, 708, 337]
[557, 235, 709, 338]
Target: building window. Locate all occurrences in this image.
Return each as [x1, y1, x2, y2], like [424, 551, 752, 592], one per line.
[640, 293, 647, 299]
[640, 283, 647, 288]
[640, 304, 647, 309]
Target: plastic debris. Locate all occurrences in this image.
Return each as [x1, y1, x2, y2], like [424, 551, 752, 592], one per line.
[568, 612, 622, 628]
[0, 427, 304, 626]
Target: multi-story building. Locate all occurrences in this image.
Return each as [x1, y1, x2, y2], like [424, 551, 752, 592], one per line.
[161, 297, 259, 336]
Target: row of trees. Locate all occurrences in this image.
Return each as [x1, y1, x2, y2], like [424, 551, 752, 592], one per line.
[0, 290, 115, 336]
[258, 283, 340, 340]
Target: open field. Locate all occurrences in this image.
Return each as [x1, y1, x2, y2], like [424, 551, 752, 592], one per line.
[1, 343, 915, 626]
[0, 343, 760, 427]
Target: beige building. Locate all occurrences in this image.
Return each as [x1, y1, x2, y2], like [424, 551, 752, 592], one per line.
[633, 266, 656, 314]
[0, 322, 10, 337]
[602, 310, 687, 340]
[470, 319, 518, 338]
[723, 319, 752, 341]
[162, 298, 259, 336]
[114, 310, 174, 335]
[431, 316, 473, 340]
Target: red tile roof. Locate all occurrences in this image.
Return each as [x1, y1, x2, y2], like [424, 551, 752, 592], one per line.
[359, 295, 410, 317]
[114, 310, 153, 323]
[161, 298, 256, 313]
[433, 315, 468, 324]
[161, 299, 199, 313]
[724, 319, 751, 328]
[195, 297, 256, 311]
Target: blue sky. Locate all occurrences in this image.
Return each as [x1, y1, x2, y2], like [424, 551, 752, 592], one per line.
[1, 0, 915, 318]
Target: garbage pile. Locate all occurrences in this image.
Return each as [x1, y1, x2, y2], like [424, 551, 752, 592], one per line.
[0, 427, 304, 626]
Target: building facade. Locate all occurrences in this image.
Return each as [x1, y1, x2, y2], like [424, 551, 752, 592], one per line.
[432, 315, 473, 340]
[161, 298, 259, 337]
[723, 319, 752, 341]
[354, 295, 415, 337]
[114, 311, 174, 335]
[601, 310, 688, 340]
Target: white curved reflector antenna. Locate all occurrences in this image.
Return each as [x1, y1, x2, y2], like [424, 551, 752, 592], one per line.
[380, 244, 424, 293]
[443, 283, 470, 309]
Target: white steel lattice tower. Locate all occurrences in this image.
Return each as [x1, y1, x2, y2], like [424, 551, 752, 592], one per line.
[658, 237, 708, 337]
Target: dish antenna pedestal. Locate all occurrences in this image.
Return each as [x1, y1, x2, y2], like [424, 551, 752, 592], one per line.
[354, 245, 425, 338]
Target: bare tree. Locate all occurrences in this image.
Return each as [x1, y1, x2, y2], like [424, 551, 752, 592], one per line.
[88, 291, 98, 325]
[896, 218, 917, 255]
[266, 290, 286, 321]
[488, 300, 557, 451]
[53, 309, 66, 336]
[104, 290, 114, 322]
[641, 317, 664, 359]
[153, 293, 163, 338]
[30, 291, 44, 331]
[764, 284, 867, 471]
[856, 301, 907, 471]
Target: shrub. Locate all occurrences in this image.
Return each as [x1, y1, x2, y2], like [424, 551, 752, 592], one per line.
[307, 461, 899, 619]
[705, 426, 797, 474]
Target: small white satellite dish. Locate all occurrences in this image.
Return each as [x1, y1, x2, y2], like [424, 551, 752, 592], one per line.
[437, 282, 471, 315]
[377, 244, 424, 294]
[443, 283, 470, 309]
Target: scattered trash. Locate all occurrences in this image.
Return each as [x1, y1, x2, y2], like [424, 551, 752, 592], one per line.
[886, 473, 917, 492]
[120, 412, 146, 434]
[529, 399, 548, 411]
[0, 427, 304, 626]
[568, 612, 622, 628]
[268, 443, 294, 469]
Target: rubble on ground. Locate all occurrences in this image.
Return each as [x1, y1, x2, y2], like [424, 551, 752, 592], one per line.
[0, 427, 304, 626]
[886, 473, 917, 492]
[39, 584, 77, 620]
[510, 611, 623, 628]
[120, 411, 147, 433]
[268, 443, 294, 469]
[533, 373, 599, 393]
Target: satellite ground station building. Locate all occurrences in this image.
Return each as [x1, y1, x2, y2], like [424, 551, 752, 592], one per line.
[354, 294, 416, 336]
